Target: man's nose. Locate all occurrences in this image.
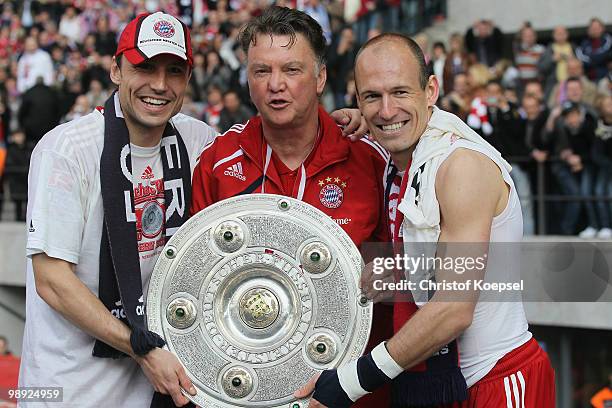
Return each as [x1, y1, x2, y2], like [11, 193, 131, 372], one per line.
[150, 68, 168, 92]
[379, 95, 397, 121]
[267, 70, 285, 92]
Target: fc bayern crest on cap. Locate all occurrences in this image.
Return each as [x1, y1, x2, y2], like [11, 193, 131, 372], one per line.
[153, 20, 175, 38]
[319, 183, 344, 209]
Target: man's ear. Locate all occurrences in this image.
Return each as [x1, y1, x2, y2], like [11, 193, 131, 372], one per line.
[316, 64, 327, 97]
[110, 56, 121, 86]
[426, 75, 440, 108]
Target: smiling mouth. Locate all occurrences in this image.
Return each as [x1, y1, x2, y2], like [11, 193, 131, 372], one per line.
[140, 96, 170, 107]
[378, 120, 408, 131]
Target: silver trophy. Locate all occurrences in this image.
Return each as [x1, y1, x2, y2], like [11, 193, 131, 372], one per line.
[147, 194, 372, 407]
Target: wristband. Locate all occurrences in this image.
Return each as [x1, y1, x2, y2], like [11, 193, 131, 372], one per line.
[313, 342, 403, 406]
[130, 326, 166, 356]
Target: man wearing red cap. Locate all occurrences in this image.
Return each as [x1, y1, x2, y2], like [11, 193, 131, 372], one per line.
[18, 11, 364, 408]
[19, 12, 213, 408]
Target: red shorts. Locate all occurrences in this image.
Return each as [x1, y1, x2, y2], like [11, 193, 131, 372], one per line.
[441, 338, 555, 408]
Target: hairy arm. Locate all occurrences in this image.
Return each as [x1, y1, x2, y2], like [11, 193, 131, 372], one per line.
[386, 148, 507, 368]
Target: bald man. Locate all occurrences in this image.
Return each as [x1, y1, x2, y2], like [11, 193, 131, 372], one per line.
[296, 33, 555, 408]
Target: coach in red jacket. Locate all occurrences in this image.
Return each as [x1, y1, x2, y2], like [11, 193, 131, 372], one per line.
[191, 6, 388, 247]
[190, 6, 392, 407]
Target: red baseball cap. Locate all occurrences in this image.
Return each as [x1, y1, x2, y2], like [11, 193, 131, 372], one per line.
[115, 12, 193, 67]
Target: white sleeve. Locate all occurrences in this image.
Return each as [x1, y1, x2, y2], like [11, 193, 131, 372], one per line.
[26, 148, 85, 264]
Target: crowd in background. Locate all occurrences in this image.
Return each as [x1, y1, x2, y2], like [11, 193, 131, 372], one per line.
[0, 0, 610, 236]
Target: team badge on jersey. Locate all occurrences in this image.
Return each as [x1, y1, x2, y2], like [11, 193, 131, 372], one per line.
[153, 20, 175, 38]
[318, 176, 347, 209]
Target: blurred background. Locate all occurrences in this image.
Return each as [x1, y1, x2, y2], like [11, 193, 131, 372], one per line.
[0, 0, 611, 406]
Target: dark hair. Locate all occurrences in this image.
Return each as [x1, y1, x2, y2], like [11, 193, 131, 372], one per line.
[238, 6, 326, 67]
[223, 89, 240, 98]
[355, 33, 429, 89]
[432, 41, 446, 51]
[566, 76, 582, 86]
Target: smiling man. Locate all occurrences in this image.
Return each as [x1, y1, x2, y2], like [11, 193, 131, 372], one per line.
[297, 33, 555, 408]
[19, 12, 217, 408]
[190, 7, 392, 407]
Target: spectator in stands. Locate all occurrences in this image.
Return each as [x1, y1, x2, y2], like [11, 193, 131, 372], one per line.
[382, 0, 400, 33]
[16, 36, 53, 93]
[302, 0, 332, 44]
[204, 84, 224, 132]
[92, 15, 117, 57]
[548, 57, 598, 108]
[442, 32, 470, 96]
[538, 25, 575, 101]
[592, 95, 612, 239]
[85, 78, 109, 109]
[353, 0, 379, 46]
[524, 80, 545, 105]
[5, 129, 29, 221]
[598, 70, 612, 97]
[62, 94, 91, 123]
[465, 19, 503, 67]
[81, 53, 113, 91]
[189, 52, 207, 102]
[180, 90, 205, 120]
[441, 72, 471, 120]
[202, 50, 232, 93]
[469, 79, 536, 234]
[428, 41, 446, 96]
[218, 89, 253, 133]
[58, 6, 82, 45]
[465, 63, 493, 132]
[519, 94, 550, 163]
[576, 18, 612, 82]
[514, 25, 545, 89]
[17, 77, 60, 146]
[550, 100, 598, 236]
[327, 25, 358, 109]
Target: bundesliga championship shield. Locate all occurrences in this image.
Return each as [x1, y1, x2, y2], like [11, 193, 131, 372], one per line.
[147, 194, 373, 407]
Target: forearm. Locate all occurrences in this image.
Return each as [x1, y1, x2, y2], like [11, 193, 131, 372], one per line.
[386, 300, 471, 369]
[33, 254, 135, 357]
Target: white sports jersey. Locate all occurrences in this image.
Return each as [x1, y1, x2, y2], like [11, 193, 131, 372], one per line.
[398, 107, 531, 389]
[445, 140, 532, 387]
[20, 108, 217, 407]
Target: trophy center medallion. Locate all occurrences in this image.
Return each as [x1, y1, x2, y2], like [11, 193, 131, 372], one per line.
[239, 287, 280, 329]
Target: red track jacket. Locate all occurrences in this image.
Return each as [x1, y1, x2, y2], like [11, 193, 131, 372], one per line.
[191, 106, 389, 246]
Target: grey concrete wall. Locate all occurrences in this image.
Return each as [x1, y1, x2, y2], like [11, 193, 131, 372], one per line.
[445, 0, 612, 34]
[0, 286, 25, 356]
[0, 222, 26, 287]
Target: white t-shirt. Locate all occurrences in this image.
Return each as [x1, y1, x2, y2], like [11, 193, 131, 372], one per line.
[131, 142, 166, 297]
[20, 108, 217, 407]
